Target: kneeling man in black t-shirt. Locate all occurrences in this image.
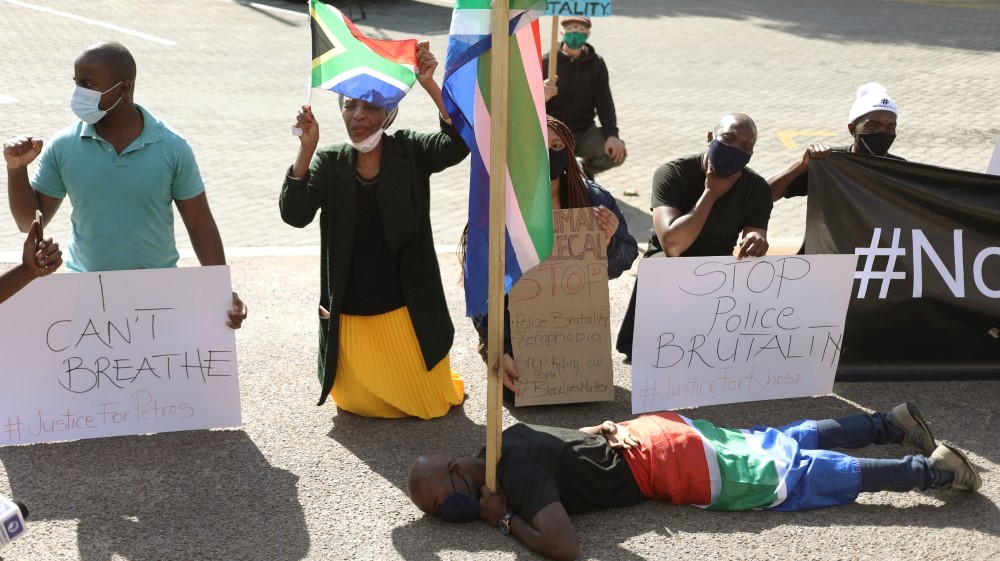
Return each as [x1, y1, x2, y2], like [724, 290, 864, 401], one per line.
[616, 113, 773, 361]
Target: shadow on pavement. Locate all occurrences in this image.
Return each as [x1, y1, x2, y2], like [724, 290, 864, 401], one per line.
[610, 0, 999, 53]
[833, 379, 1000, 466]
[392, 516, 546, 561]
[328, 402, 486, 495]
[1, 430, 309, 561]
[391, 474, 999, 560]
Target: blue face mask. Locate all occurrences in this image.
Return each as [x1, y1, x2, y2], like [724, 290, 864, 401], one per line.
[438, 472, 480, 523]
[707, 139, 752, 177]
[549, 148, 568, 180]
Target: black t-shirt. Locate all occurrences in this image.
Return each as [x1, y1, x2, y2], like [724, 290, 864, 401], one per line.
[479, 424, 646, 521]
[647, 154, 773, 257]
[783, 146, 905, 198]
[341, 178, 405, 315]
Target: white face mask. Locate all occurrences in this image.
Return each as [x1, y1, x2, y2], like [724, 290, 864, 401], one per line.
[70, 81, 123, 124]
[345, 127, 385, 153]
[342, 104, 396, 153]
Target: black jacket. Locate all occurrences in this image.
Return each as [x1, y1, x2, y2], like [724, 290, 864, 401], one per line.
[280, 123, 469, 404]
[542, 43, 620, 138]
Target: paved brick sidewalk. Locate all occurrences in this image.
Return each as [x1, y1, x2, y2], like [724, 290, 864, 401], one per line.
[1, 0, 999, 258]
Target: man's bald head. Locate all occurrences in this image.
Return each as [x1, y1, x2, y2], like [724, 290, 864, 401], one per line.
[407, 454, 449, 514]
[77, 41, 137, 83]
[406, 454, 485, 519]
[716, 113, 757, 143]
[710, 113, 758, 155]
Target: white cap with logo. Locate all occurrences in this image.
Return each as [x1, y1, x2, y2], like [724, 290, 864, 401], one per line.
[848, 82, 898, 123]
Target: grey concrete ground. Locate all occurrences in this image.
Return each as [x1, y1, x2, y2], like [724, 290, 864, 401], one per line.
[1, 0, 999, 560]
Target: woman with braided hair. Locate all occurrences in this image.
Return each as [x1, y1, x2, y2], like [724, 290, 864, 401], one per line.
[464, 116, 638, 401]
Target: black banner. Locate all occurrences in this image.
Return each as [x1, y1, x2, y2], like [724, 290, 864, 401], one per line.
[806, 153, 1000, 378]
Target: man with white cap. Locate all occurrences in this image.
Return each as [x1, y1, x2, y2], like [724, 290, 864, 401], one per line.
[542, 16, 626, 178]
[768, 82, 904, 202]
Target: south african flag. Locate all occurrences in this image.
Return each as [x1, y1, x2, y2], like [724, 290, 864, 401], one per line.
[309, 0, 418, 110]
[619, 412, 862, 512]
[442, 0, 553, 317]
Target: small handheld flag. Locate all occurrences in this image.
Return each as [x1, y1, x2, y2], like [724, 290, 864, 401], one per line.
[308, 0, 419, 110]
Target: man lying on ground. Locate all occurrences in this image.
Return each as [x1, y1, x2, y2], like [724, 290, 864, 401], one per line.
[407, 403, 981, 561]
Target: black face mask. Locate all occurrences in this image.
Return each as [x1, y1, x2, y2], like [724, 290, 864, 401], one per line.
[438, 472, 481, 523]
[549, 148, 568, 180]
[438, 491, 480, 523]
[855, 131, 896, 157]
[707, 139, 752, 178]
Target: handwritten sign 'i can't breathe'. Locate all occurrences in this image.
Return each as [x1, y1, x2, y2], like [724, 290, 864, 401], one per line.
[631, 255, 857, 414]
[0, 266, 241, 446]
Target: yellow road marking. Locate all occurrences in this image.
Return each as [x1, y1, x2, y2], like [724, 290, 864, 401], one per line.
[776, 130, 838, 150]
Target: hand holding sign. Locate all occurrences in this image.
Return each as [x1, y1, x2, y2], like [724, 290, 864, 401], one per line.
[0, 218, 63, 306]
[736, 229, 769, 260]
[593, 205, 618, 246]
[26, 217, 62, 278]
[543, 76, 558, 101]
[227, 291, 248, 329]
[502, 353, 523, 396]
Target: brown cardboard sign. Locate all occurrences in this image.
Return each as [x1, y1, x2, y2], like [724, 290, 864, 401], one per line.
[508, 208, 614, 406]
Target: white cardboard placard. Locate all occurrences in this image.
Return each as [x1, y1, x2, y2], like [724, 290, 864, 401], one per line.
[631, 255, 856, 414]
[508, 208, 613, 406]
[0, 266, 241, 446]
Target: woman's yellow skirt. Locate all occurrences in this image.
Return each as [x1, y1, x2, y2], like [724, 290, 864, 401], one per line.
[330, 306, 464, 420]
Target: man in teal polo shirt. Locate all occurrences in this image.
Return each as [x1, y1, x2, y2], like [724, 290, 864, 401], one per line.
[4, 41, 246, 328]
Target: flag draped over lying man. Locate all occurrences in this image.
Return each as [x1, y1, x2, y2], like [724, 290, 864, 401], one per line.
[443, 0, 553, 317]
[309, 0, 418, 110]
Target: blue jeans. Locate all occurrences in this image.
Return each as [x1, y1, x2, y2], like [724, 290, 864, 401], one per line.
[816, 412, 937, 492]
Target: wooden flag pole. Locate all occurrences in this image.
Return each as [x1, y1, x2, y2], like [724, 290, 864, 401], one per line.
[548, 16, 559, 81]
[485, 0, 511, 491]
